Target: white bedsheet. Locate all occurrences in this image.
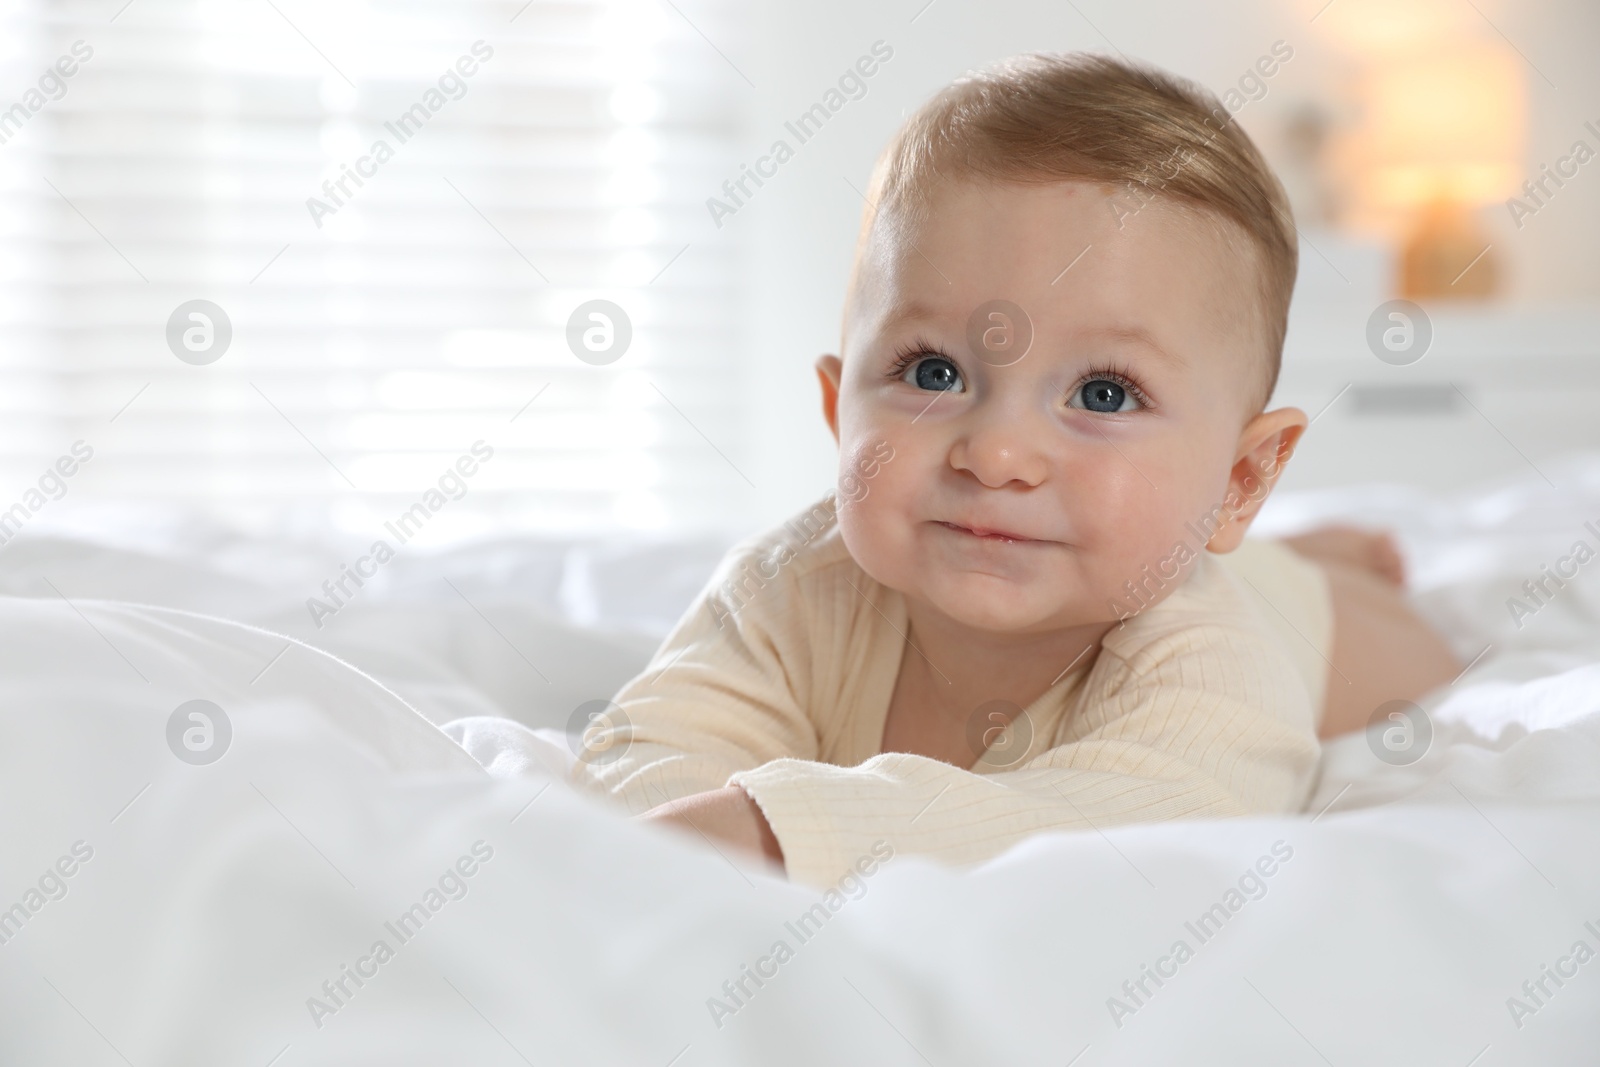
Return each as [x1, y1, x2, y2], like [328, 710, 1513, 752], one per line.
[3, 458, 1600, 1063]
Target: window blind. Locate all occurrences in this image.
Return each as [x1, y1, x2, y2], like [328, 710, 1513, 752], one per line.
[0, 0, 749, 540]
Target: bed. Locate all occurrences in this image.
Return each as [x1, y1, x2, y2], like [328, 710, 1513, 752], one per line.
[2, 456, 1598, 1064]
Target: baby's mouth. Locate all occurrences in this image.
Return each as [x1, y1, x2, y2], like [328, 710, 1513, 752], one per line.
[936, 520, 1040, 544]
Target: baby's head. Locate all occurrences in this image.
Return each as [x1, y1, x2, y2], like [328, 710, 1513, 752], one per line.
[818, 52, 1306, 634]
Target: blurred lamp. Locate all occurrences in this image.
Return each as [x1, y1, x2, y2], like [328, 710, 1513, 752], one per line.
[1350, 41, 1523, 299]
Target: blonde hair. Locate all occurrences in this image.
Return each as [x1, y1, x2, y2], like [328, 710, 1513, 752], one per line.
[857, 52, 1297, 403]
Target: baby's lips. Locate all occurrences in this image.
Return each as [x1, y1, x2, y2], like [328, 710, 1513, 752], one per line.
[937, 519, 1040, 543]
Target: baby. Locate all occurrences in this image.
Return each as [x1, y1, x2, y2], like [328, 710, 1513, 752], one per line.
[576, 53, 1460, 887]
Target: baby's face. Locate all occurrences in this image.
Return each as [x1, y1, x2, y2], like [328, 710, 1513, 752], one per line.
[825, 179, 1277, 633]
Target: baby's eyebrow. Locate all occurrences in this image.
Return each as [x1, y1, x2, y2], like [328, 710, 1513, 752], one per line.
[874, 300, 1186, 369]
[1080, 325, 1186, 367]
[875, 298, 943, 334]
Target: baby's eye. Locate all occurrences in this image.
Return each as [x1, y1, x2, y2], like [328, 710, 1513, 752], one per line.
[902, 356, 965, 393]
[1070, 378, 1140, 413]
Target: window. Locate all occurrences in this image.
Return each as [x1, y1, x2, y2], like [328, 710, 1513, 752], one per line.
[0, 0, 748, 540]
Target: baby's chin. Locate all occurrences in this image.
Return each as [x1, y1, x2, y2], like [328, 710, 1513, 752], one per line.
[852, 548, 1092, 632]
[908, 570, 1097, 632]
[842, 517, 1082, 629]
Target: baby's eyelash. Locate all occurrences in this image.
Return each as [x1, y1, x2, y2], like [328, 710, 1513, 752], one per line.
[1073, 363, 1155, 410]
[883, 344, 1154, 409]
[886, 338, 954, 378]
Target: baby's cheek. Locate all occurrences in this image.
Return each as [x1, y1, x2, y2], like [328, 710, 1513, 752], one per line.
[835, 431, 903, 506]
[834, 445, 920, 583]
[1072, 474, 1196, 592]
[834, 489, 901, 590]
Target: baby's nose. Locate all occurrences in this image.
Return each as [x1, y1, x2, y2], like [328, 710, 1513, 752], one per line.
[951, 422, 1047, 488]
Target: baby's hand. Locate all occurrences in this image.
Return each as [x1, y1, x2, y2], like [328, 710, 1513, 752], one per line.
[642, 786, 785, 870]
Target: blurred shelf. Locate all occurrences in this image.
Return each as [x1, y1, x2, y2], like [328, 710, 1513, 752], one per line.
[1273, 304, 1600, 493]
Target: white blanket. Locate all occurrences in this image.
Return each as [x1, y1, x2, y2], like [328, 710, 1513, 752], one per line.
[3, 459, 1600, 1063]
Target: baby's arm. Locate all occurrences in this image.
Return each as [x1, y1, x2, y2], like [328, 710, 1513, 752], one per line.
[583, 532, 1323, 884]
[729, 620, 1321, 887]
[577, 598, 808, 870]
[573, 544, 824, 840]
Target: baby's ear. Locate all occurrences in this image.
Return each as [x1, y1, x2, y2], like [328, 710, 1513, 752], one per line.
[816, 354, 843, 443]
[1207, 406, 1307, 553]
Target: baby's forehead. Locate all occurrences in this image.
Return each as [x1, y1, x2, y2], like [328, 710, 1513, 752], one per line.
[854, 182, 1263, 338]
[886, 178, 1246, 266]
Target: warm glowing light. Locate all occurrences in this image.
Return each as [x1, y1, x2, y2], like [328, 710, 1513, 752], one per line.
[1355, 43, 1524, 209]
